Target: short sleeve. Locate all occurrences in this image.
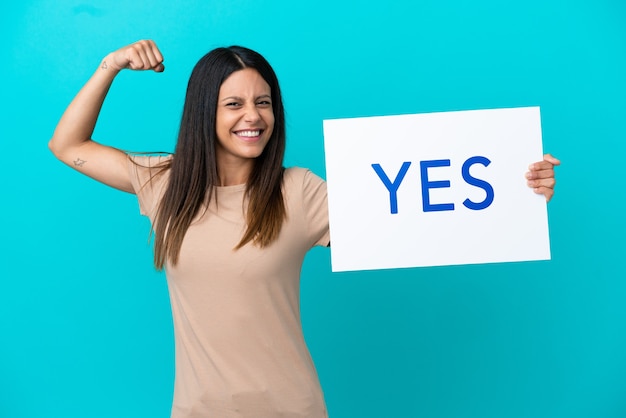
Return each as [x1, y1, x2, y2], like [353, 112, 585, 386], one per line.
[127, 155, 171, 218]
[301, 169, 330, 248]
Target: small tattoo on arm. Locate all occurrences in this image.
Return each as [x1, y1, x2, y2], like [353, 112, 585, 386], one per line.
[101, 60, 108, 70]
[74, 158, 87, 167]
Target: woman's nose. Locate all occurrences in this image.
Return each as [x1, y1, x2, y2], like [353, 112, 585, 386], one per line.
[244, 104, 261, 122]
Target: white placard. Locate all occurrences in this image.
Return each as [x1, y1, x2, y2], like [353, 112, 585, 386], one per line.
[323, 107, 550, 272]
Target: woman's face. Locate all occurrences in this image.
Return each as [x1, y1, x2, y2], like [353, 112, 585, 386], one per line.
[215, 68, 275, 169]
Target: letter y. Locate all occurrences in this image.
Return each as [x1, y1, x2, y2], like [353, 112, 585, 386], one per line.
[371, 162, 412, 214]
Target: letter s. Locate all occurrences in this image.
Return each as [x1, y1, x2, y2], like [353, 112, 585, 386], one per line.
[462, 156, 494, 210]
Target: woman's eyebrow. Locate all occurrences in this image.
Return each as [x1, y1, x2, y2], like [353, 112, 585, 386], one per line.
[220, 96, 243, 103]
[220, 94, 271, 102]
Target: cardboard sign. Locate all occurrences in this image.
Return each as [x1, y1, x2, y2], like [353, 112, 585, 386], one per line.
[322, 107, 550, 272]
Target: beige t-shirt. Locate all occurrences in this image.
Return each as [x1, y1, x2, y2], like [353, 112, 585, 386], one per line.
[129, 156, 330, 418]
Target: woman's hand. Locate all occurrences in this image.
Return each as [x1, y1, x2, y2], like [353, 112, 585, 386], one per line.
[526, 153, 561, 202]
[106, 40, 165, 72]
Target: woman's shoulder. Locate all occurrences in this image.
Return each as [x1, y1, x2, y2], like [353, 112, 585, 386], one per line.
[127, 153, 172, 196]
[126, 154, 173, 217]
[283, 167, 326, 191]
[129, 153, 173, 168]
[128, 153, 172, 181]
[284, 166, 325, 182]
[284, 166, 308, 179]
[283, 167, 327, 201]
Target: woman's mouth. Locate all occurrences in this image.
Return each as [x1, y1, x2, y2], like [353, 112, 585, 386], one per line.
[235, 129, 263, 139]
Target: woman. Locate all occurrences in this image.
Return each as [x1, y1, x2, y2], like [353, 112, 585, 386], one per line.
[49, 40, 560, 417]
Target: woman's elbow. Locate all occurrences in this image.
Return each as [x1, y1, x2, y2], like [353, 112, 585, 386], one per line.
[48, 137, 61, 158]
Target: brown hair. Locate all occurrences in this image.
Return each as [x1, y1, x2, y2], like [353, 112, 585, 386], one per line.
[152, 46, 286, 270]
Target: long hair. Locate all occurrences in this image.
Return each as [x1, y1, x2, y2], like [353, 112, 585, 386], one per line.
[153, 46, 286, 270]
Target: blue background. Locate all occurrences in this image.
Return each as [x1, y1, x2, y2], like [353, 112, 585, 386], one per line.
[2, 1, 625, 417]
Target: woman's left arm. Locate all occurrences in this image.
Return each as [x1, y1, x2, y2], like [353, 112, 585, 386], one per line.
[526, 153, 561, 202]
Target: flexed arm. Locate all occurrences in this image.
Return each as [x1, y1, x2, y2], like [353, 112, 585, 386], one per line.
[49, 40, 164, 193]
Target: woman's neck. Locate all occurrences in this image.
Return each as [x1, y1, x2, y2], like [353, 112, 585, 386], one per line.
[217, 160, 253, 186]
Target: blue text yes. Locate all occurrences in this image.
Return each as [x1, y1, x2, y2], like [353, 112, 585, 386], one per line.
[371, 156, 494, 214]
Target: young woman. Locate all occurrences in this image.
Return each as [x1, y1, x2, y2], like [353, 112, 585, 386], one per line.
[49, 40, 560, 417]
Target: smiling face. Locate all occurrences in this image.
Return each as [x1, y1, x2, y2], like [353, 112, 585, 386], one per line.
[215, 68, 275, 182]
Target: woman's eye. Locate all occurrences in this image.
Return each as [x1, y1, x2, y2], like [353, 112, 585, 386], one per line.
[257, 100, 272, 107]
[226, 102, 241, 107]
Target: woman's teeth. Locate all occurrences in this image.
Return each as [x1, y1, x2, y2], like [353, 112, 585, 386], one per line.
[237, 130, 261, 137]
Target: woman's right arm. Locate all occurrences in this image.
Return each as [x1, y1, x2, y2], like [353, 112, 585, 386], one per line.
[48, 40, 164, 193]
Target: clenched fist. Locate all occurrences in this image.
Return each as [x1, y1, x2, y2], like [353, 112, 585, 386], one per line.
[104, 40, 164, 72]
